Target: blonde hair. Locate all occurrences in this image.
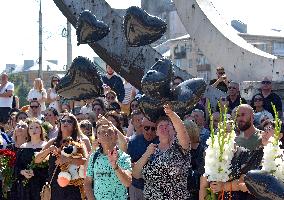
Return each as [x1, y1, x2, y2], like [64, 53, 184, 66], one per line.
[27, 118, 46, 142]
[33, 78, 44, 92]
[184, 120, 200, 143]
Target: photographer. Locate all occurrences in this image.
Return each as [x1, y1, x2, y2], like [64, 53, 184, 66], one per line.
[27, 78, 47, 112]
[209, 66, 229, 93]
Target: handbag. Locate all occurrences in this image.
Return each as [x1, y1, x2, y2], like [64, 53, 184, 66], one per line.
[40, 165, 58, 200]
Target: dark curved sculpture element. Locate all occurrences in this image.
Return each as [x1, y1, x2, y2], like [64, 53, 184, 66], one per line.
[56, 56, 104, 100]
[244, 170, 284, 200]
[123, 6, 167, 47]
[76, 10, 110, 45]
[141, 59, 174, 100]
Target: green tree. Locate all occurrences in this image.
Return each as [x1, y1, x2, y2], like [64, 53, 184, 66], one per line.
[8, 73, 31, 107]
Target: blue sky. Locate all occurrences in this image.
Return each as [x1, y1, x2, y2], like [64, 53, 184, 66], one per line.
[0, 0, 283, 72]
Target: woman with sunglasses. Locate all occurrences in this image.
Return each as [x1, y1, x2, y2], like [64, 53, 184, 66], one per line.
[13, 118, 48, 200]
[47, 75, 61, 113]
[105, 90, 118, 110]
[133, 104, 191, 199]
[251, 93, 273, 127]
[35, 113, 87, 200]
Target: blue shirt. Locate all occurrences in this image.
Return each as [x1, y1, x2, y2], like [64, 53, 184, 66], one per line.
[127, 134, 159, 189]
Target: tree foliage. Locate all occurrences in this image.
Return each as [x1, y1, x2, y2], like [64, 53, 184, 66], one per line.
[8, 73, 31, 108]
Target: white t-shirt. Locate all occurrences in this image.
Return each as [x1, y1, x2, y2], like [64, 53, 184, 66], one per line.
[0, 82, 14, 108]
[27, 88, 47, 111]
[122, 82, 135, 105]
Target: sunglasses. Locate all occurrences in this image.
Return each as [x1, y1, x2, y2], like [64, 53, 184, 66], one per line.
[262, 81, 271, 85]
[144, 126, 156, 132]
[30, 106, 39, 109]
[44, 113, 53, 117]
[264, 125, 274, 132]
[61, 119, 73, 124]
[52, 79, 59, 82]
[254, 98, 263, 102]
[106, 96, 115, 100]
[16, 124, 27, 129]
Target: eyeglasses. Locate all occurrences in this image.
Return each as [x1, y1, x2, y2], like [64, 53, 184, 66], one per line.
[254, 98, 263, 102]
[144, 126, 156, 132]
[264, 125, 274, 132]
[228, 86, 237, 90]
[262, 81, 271, 85]
[106, 96, 115, 100]
[30, 105, 39, 109]
[61, 119, 73, 124]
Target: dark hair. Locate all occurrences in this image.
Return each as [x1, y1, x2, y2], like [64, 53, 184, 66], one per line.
[155, 115, 171, 127]
[16, 112, 28, 122]
[54, 113, 82, 147]
[46, 107, 59, 116]
[104, 111, 124, 133]
[29, 100, 40, 107]
[250, 93, 264, 111]
[107, 102, 121, 111]
[50, 75, 60, 88]
[129, 97, 140, 116]
[262, 119, 275, 130]
[92, 103, 106, 114]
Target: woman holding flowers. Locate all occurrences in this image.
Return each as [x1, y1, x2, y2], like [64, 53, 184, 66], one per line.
[133, 104, 191, 199]
[13, 118, 48, 200]
[35, 112, 87, 200]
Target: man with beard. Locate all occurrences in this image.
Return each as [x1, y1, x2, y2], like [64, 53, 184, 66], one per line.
[102, 65, 125, 103]
[235, 104, 263, 150]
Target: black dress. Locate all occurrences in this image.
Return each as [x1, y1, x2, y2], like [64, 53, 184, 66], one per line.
[13, 147, 48, 200]
[49, 149, 82, 200]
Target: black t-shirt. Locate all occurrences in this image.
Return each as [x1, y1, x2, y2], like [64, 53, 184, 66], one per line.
[263, 92, 282, 118]
[216, 96, 247, 113]
[209, 79, 228, 93]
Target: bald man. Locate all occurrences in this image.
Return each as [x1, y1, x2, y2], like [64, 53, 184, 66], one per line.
[235, 104, 263, 150]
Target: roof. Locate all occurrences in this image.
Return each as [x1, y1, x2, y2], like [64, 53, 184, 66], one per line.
[13, 60, 65, 73]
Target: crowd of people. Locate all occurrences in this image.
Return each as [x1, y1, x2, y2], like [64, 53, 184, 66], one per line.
[0, 65, 283, 200]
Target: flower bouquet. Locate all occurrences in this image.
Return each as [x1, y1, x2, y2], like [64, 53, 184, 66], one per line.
[22, 154, 49, 187]
[204, 102, 236, 199]
[262, 104, 284, 182]
[0, 149, 16, 198]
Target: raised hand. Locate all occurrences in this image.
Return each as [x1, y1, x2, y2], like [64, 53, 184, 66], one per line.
[107, 147, 118, 169]
[144, 143, 157, 159]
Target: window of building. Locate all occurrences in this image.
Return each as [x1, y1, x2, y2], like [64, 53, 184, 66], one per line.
[273, 42, 284, 56]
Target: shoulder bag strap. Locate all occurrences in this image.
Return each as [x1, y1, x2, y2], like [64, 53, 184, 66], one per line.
[50, 165, 58, 184]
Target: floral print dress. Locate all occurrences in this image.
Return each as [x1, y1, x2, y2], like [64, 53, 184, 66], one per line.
[142, 138, 191, 200]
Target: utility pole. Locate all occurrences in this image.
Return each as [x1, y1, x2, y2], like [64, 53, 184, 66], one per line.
[38, 0, 43, 79]
[67, 20, 72, 70]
